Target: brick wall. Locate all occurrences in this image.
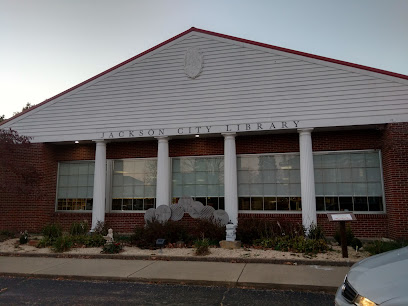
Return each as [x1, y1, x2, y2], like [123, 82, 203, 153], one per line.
[0, 143, 57, 232]
[381, 123, 408, 239]
[1, 126, 407, 239]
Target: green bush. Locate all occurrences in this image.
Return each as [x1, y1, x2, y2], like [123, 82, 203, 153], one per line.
[334, 225, 355, 246]
[254, 235, 329, 254]
[194, 237, 210, 256]
[101, 242, 123, 254]
[364, 240, 408, 255]
[85, 234, 106, 247]
[307, 223, 326, 241]
[69, 221, 89, 236]
[115, 235, 132, 244]
[42, 223, 63, 242]
[37, 237, 52, 248]
[52, 235, 73, 253]
[71, 234, 105, 247]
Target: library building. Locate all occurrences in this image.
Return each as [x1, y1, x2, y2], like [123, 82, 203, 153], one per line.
[1, 28, 407, 239]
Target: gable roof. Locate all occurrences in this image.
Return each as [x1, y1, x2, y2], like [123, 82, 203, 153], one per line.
[2, 27, 407, 127]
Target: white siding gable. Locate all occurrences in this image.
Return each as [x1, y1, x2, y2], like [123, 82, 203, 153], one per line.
[3, 30, 408, 143]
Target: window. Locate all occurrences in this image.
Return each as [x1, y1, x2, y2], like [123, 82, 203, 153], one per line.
[111, 159, 157, 211]
[314, 151, 384, 212]
[56, 161, 94, 211]
[237, 154, 301, 211]
[172, 157, 224, 209]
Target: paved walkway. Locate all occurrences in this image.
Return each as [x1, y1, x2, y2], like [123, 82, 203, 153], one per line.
[0, 256, 348, 292]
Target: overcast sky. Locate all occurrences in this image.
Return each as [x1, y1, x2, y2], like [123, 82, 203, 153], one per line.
[1, 0, 407, 119]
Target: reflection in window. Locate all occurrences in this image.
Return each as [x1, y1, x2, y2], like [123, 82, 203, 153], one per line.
[314, 151, 384, 212]
[112, 159, 157, 211]
[56, 161, 94, 211]
[238, 154, 301, 211]
[172, 157, 224, 209]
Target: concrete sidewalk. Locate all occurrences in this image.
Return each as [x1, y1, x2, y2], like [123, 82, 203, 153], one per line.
[0, 256, 348, 292]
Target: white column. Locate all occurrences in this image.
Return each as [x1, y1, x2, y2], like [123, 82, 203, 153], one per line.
[91, 140, 107, 231]
[223, 133, 238, 225]
[155, 136, 170, 206]
[298, 128, 317, 232]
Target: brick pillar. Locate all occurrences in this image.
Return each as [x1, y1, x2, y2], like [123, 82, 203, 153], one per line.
[382, 123, 408, 239]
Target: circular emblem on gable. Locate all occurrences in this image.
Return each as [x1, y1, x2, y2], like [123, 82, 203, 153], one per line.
[184, 47, 203, 79]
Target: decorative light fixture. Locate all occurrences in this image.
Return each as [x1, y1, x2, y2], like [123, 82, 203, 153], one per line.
[195, 135, 200, 138]
[75, 141, 79, 144]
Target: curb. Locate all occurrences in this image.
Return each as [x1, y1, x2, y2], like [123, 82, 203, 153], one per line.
[0, 252, 357, 267]
[0, 272, 338, 294]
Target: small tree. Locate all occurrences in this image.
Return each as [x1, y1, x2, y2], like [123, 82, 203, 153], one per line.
[0, 115, 4, 122]
[12, 102, 33, 116]
[0, 128, 41, 194]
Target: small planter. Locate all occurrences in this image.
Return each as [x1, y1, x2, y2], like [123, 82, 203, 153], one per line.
[28, 240, 39, 247]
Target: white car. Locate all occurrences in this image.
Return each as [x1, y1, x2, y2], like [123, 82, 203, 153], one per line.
[335, 246, 408, 305]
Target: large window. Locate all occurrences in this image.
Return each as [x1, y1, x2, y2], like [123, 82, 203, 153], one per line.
[238, 154, 301, 211]
[172, 157, 224, 209]
[56, 161, 94, 211]
[111, 159, 157, 211]
[314, 151, 384, 212]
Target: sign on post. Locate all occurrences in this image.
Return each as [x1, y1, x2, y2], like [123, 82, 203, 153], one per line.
[327, 213, 357, 258]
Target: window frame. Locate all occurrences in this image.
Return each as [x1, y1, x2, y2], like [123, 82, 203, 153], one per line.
[55, 160, 95, 213]
[171, 155, 225, 209]
[314, 149, 386, 214]
[237, 152, 303, 213]
[107, 157, 158, 213]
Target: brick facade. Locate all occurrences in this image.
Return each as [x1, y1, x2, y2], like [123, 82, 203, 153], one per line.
[381, 123, 408, 239]
[1, 125, 407, 239]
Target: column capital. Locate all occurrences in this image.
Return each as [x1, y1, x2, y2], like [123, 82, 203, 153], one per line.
[155, 136, 170, 142]
[297, 128, 314, 135]
[92, 140, 108, 144]
[222, 132, 236, 138]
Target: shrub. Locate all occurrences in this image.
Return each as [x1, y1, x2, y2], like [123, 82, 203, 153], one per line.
[52, 235, 73, 253]
[131, 220, 188, 249]
[254, 235, 329, 254]
[194, 237, 210, 256]
[70, 234, 105, 247]
[85, 234, 106, 247]
[42, 223, 63, 242]
[131, 219, 225, 249]
[93, 221, 110, 236]
[37, 237, 52, 248]
[364, 240, 408, 255]
[188, 218, 225, 245]
[236, 219, 273, 245]
[69, 221, 89, 236]
[237, 218, 304, 245]
[0, 230, 15, 242]
[334, 225, 356, 246]
[307, 223, 326, 241]
[101, 242, 123, 254]
[115, 235, 132, 244]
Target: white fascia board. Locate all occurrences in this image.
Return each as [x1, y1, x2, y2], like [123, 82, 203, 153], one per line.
[28, 113, 408, 143]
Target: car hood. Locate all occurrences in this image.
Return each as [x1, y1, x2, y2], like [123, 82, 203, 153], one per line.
[348, 247, 408, 305]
